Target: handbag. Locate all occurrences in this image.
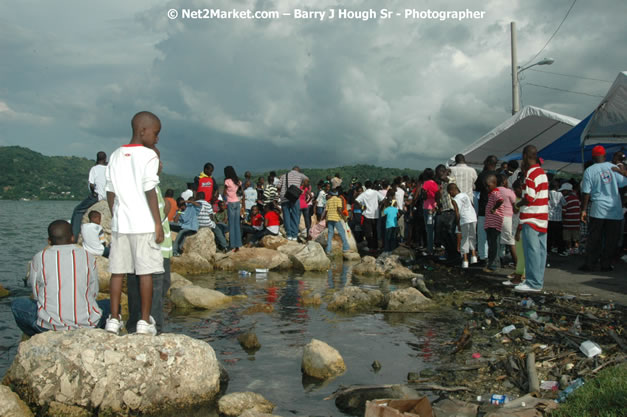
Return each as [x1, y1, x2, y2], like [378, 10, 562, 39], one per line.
[284, 172, 302, 204]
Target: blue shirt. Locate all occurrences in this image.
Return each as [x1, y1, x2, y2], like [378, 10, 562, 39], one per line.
[180, 203, 201, 231]
[581, 162, 627, 220]
[383, 206, 399, 228]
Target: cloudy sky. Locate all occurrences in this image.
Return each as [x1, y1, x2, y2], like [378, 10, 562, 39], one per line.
[1, 0, 625, 177]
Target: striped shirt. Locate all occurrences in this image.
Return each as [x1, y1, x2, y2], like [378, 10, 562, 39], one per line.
[562, 193, 581, 230]
[157, 186, 172, 258]
[30, 245, 101, 330]
[278, 170, 308, 204]
[484, 189, 505, 231]
[326, 195, 343, 222]
[450, 163, 477, 201]
[519, 164, 549, 233]
[438, 175, 457, 212]
[263, 184, 279, 205]
[198, 200, 216, 229]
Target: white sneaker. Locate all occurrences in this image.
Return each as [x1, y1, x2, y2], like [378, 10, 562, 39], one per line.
[462, 261, 469, 269]
[470, 256, 478, 264]
[105, 315, 123, 335]
[136, 316, 157, 336]
[513, 283, 542, 293]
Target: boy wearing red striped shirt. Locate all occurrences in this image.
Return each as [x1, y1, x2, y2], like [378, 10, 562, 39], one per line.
[560, 182, 580, 254]
[515, 146, 549, 293]
[11, 220, 111, 336]
[483, 174, 505, 272]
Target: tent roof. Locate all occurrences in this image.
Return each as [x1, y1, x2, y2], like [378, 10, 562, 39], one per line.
[449, 105, 580, 169]
[583, 71, 627, 142]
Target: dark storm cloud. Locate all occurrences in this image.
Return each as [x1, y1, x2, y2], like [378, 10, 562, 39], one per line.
[1, 0, 625, 176]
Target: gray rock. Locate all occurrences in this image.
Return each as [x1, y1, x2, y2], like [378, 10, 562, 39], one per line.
[387, 288, 432, 311]
[352, 256, 384, 276]
[288, 242, 330, 272]
[171, 228, 217, 275]
[239, 410, 281, 417]
[4, 329, 221, 415]
[48, 401, 91, 417]
[327, 286, 384, 312]
[216, 248, 291, 271]
[237, 332, 261, 352]
[301, 339, 346, 379]
[218, 392, 274, 417]
[343, 251, 361, 262]
[0, 385, 33, 417]
[169, 285, 231, 310]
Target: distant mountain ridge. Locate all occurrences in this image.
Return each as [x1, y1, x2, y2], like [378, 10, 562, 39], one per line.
[0, 146, 423, 200]
[0, 146, 187, 200]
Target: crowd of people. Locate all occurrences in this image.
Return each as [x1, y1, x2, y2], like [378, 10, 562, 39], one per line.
[11, 111, 627, 338]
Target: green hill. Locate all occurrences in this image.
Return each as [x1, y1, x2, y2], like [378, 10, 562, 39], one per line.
[0, 146, 187, 200]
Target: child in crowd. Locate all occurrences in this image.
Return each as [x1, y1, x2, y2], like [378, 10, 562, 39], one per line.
[449, 183, 477, 269]
[504, 180, 525, 286]
[316, 181, 330, 221]
[242, 205, 264, 244]
[382, 195, 400, 253]
[244, 180, 258, 220]
[81, 210, 110, 258]
[324, 187, 351, 254]
[195, 162, 215, 204]
[497, 174, 518, 266]
[484, 174, 505, 272]
[105, 111, 163, 336]
[560, 182, 581, 255]
[172, 194, 200, 256]
[249, 204, 282, 246]
[548, 180, 567, 255]
[164, 189, 177, 222]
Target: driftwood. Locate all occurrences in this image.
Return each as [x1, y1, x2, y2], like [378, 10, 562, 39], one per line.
[435, 364, 484, 372]
[527, 352, 540, 393]
[407, 382, 471, 392]
[608, 329, 627, 352]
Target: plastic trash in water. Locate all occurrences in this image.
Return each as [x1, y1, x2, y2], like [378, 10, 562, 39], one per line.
[484, 308, 495, 318]
[523, 326, 534, 341]
[540, 380, 559, 391]
[602, 303, 615, 310]
[501, 325, 516, 334]
[524, 310, 539, 320]
[556, 378, 584, 403]
[255, 268, 269, 274]
[520, 298, 535, 308]
[490, 394, 509, 405]
[464, 307, 474, 314]
[472, 352, 481, 359]
[238, 270, 251, 276]
[570, 315, 582, 336]
[580, 340, 602, 358]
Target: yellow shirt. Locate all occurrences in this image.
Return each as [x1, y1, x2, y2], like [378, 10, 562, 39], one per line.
[326, 196, 343, 222]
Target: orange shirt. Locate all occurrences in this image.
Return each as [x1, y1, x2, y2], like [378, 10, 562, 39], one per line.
[165, 197, 177, 221]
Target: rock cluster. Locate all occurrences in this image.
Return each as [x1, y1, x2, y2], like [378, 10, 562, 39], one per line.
[327, 286, 385, 312]
[4, 329, 221, 415]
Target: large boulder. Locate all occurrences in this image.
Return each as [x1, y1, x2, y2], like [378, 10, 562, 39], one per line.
[260, 235, 289, 250]
[387, 288, 432, 311]
[168, 272, 193, 292]
[315, 223, 358, 255]
[169, 286, 231, 310]
[277, 242, 306, 257]
[352, 256, 384, 276]
[218, 392, 274, 416]
[288, 242, 330, 272]
[302, 339, 346, 380]
[327, 287, 384, 312]
[0, 385, 33, 417]
[3, 329, 221, 415]
[171, 228, 216, 275]
[215, 248, 290, 272]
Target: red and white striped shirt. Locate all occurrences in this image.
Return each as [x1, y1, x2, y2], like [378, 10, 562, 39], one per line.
[484, 189, 505, 231]
[30, 244, 102, 330]
[562, 193, 581, 230]
[519, 164, 549, 233]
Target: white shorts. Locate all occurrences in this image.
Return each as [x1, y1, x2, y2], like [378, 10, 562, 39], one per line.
[109, 232, 164, 276]
[460, 222, 476, 254]
[500, 216, 515, 245]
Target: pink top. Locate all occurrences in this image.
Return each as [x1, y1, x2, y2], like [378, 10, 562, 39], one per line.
[497, 187, 516, 217]
[224, 179, 241, 203]
[422, 180, 439, 210]
[299, 185, 311, 209]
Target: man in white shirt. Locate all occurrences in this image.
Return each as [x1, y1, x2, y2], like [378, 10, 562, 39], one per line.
[355, 180, 384, 252]
[449, 154, 477, 201]
[71, 151, 107, 241]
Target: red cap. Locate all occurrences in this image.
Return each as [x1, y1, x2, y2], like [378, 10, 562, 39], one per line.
[591, 145, 606, 157]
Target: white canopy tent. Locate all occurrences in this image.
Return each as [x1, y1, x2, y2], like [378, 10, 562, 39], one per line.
[448, 106, 580, 172]
[581, 71, 627, 145]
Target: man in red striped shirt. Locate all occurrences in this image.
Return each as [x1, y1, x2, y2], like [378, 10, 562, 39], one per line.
[11, 220, 111, 336]
[514, 145, 549, 292]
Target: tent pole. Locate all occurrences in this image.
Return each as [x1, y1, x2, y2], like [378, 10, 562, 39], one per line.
[511, 22, 519, 115]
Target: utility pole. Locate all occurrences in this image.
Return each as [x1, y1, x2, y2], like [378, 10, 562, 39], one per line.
[511, 21, 519, 115]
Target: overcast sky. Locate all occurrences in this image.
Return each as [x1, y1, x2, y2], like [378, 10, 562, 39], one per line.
[1, 0, 625, 177]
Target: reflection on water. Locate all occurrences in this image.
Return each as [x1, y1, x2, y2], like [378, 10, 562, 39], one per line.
[0, 201, 460, 416]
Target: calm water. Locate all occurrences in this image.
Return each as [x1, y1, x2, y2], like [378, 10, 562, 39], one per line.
[0, 200, 458, 416]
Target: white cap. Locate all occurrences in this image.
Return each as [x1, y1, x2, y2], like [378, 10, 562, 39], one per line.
[181, 190, 193, 200]
[558, 183, 573, 192]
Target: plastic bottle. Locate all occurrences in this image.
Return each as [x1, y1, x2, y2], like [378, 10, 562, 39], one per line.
[464, 307, 474, 314]
[556, 378, 585, 403]
[238, 270, 251, 277]
[490, 394, 509, 405]
[570, 315, 582, 336]
[520, 298, 535, 308]
[484, 308, 495, 319]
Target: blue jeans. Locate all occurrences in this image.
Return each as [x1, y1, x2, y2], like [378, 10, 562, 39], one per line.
[71, 194, 98, 241]
[384, 227, 398, 252]
[327, 220, 350, 253]
[227, 202, 242, 249]
[213, 225, 228, 250]
[173, 229, 196, 255]
[522, 224, 547, 289]
[281, 202, 300, 239]
[423, 210, 435, 254]
[126, 258, 170, 333]
[477, 216, 488, 260]
[12, 298, 110, 336]
[301, 207, 311, 236]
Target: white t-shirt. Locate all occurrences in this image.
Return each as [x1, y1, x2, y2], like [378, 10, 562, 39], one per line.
[105, 145, 160, 234]
[81, 223, 105, 256]
[88, 165, 107, 201]
[355, 189, 385, 219]
[453, 193, 477, 225]
[395, 188, 405, 211]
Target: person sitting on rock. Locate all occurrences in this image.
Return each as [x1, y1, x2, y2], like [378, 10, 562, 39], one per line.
[81, 210, 110, 258]
[11, 220, 111, 336]
[248, 204, 281, 246]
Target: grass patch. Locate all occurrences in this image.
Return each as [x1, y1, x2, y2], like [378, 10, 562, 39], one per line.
[551, 363, 626, 417]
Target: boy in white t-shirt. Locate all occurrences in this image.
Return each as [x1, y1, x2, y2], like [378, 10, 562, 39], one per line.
[449, 183, 478, 269]
[104, 111, 164, 336]
[81, 211, 109, 258]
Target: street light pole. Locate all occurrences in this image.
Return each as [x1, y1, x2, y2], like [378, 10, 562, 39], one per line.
[511, 22, 519, 115]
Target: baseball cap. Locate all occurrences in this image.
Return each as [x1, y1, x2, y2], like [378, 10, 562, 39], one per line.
[591, 145, 606, 157]
[181, 190, 193, 200]
[559, 183, 573, 192]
